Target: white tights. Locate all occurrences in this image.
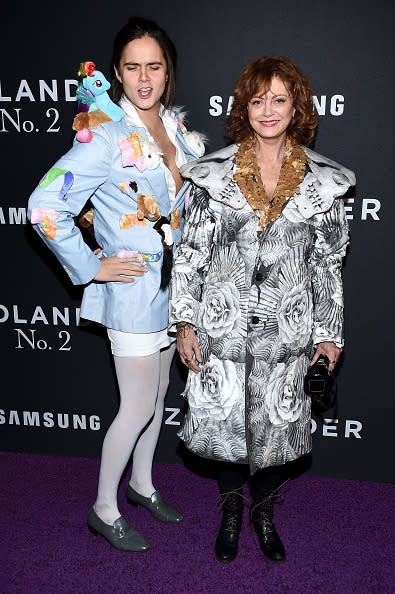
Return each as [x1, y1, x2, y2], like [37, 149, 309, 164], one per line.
[94, 343, 176, 525]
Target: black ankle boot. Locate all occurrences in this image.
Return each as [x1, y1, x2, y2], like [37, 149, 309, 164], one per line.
[215, 488, 244, 563]
[250, 492, 286, 563]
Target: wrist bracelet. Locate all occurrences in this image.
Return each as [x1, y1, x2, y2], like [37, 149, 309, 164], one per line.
[176, 322, 192, 337]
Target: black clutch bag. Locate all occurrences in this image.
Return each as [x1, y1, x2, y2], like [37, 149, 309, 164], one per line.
[304, 355, 335, 413]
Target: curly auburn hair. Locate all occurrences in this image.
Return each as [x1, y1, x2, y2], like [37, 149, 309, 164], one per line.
[226, 56, 318, 145]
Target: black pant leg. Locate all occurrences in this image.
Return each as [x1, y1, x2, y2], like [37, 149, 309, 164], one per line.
[251, 463, 289, 500]
[217, 462, 249, 493]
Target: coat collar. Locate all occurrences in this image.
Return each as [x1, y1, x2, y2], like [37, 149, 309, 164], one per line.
[181, 144, 355, 218]
[119, 95, 201, 161]
[180, 144, 246, 210]
[175, 127, 201, 162]
[118, 97, 202, 211]
[293, 148, 356, 218]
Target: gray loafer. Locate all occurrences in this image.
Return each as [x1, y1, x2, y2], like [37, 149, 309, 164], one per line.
[87, 507, 150, 552]
[126, 485, 183, 523]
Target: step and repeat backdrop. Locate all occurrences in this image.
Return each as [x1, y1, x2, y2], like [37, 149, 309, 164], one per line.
[1, 1, 393, 482]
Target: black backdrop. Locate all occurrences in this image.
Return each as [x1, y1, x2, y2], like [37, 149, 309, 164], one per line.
[1, 0, 393, 482]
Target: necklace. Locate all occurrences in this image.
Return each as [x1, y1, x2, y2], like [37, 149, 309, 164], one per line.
[234, 137, 310, 234]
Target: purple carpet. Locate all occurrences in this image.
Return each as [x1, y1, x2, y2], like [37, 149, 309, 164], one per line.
[1, 452, 394, 593]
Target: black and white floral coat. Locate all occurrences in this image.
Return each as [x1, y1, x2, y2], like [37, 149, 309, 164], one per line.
[169, 144, 355, 473]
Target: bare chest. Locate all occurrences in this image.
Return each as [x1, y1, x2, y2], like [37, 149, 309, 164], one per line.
[150, 125, 184, 195]
[258, 160, 283, 201]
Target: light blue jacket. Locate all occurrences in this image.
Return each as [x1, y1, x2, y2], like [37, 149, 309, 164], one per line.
[28, 115, 201, 332]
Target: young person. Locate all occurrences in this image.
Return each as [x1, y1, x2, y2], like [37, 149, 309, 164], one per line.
[28, 16, 204, 552]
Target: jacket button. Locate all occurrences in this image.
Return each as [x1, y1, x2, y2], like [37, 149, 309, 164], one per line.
[255, 272, 264, 282]
[251, 316, 259, 324]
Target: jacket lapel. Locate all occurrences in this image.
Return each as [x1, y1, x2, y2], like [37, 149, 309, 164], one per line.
[180, 145, 247, 210]
[121, 121, 203, 216]
[175, 128, 200, 161]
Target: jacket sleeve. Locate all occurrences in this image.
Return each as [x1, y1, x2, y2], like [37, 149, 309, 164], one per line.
[27, 126, 113, 285]
[310, 197, 350, 347]
[168, 184, 218, 332]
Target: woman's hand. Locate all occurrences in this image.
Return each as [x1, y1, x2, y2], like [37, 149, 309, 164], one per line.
[311, 341, 342, 373]
[94, 256, 148, 283]
[176, 323, 202, 373]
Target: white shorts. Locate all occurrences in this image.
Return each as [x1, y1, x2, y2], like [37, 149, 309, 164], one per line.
[107, 328, 175, 357]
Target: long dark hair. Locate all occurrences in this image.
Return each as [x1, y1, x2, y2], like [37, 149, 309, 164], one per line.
[111, 16, 177, 108]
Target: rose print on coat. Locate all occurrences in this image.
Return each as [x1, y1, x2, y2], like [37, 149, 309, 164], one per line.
[264, 358, 306, 426]
[249, 247, 313, 350]
[169, 295, 196, 325]
[200, 273, 241, 338]
[277, 283, 313, 344]
[169, 148, 353, 472]
[187, 355, 241, 421]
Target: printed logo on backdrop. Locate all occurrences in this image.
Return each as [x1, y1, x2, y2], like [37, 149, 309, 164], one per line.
[0, 303, 80, 352]
[0, 199, 382, 225]
[162, 407, 363, 440]
[0, 407, 180, 432]
[0, 84, 345, 132]
[0, 79, 78, 134]
[209, 94, 346, 117]
[0, 409, 100, 431]
[311, 418, 362, 439]
[344, 197, 381, 221]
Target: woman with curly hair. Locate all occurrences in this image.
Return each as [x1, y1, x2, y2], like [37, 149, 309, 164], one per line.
[169, 56, 355, 563]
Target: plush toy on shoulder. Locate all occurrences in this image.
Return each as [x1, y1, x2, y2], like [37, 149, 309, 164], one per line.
[73, 61, 125, 142]
[73, 61, 126, 242]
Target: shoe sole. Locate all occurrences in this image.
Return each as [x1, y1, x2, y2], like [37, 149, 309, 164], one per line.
[88, 526, 150, 552]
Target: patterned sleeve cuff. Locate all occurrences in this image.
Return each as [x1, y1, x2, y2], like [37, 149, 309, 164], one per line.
[168, 294, 200, 334]
[312, 326, 344, 349]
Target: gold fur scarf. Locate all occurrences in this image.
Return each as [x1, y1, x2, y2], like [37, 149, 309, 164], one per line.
[234, 137, 310, 233]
